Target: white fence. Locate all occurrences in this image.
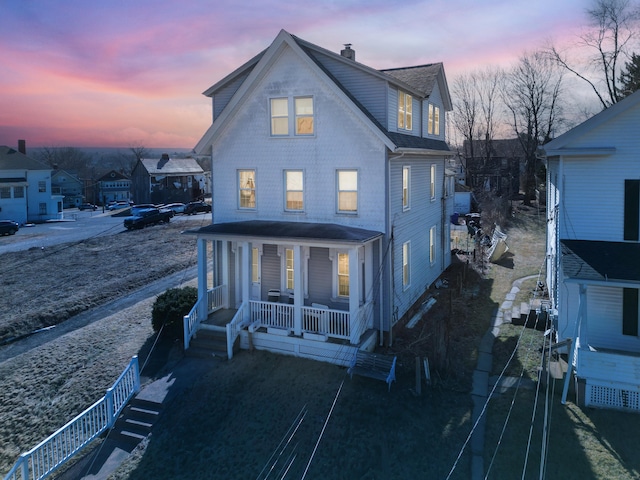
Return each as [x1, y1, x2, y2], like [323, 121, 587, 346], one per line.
[184, 284, 226, 350]
[3, 356, 140, 480]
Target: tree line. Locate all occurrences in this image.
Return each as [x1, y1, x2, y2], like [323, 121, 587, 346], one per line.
[451, 0, 640, 205]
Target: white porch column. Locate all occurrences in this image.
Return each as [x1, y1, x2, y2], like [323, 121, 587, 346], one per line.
[349, 246, 360, 345]
[197, 238, 208, 321]
[562, 283, 586, 404]
[221, 241, 229, 308]
[293, 245, 303, 336]
[241, 241, 251, 323]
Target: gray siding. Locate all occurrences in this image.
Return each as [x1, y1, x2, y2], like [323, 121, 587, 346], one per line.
[260, 244, 281, 299]
[213, 71, 252, 120]
[307, 247, 333, 307]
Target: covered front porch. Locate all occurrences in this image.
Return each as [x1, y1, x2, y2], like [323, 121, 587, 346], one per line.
[183, 220, 386, 366]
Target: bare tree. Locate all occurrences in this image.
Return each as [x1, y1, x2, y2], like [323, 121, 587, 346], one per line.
[505, 51, 564, 205]
[548, 0, 640, 108]
[36, 146, 93, 177]
[451, 72, 479, 186]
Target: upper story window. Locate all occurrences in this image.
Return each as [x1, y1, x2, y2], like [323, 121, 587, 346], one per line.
[270, 96, 314, 136]
[285, 170, 304, 211]
[0, 187, 10, 199]
[430, 164, 436, 200]
[428, 104, 440, 135]
[38, 181, 46, 193]
[429, 225, 436, 264]
[238, 169, 256, 209]
[398, 91, 412, 131]
[337, 170, 358, 214]
[402, 166, 410, 211]
[14, 186, 24, 198]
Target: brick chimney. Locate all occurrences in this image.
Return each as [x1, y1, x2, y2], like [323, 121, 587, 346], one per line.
[340, 44, 355, 61]
[18, 139, 26, 154]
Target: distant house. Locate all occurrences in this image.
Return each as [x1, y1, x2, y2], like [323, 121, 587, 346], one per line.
[542, 89, 640, 412]
[51, 169, 84, 208]
[97, 170, 132, 205]
[0, 142, 63, 224]
[131, 154, 205, 205]
[183, 30, 455, 365]
[462, 138, 522, 198]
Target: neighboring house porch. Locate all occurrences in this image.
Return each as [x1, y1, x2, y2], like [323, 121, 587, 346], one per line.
[560, 240, 640, 412]
[184, 220, 384, 366]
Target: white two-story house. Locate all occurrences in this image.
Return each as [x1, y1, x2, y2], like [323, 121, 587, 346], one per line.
[185, 30, 454, 365]
[543, 89, 640, 412]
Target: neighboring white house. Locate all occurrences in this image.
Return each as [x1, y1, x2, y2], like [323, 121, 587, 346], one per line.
[0, 144, 63, 224]
[185, 30, 454, 365]
[542, 89, 640, 412]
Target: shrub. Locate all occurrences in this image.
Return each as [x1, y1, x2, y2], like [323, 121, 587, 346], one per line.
[151, 287, 198, 340]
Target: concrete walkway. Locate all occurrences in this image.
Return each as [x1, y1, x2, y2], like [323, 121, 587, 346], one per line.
[470, 274, 539, 480]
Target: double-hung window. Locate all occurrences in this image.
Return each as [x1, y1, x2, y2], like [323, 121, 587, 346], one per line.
[428, 103, 440, 135]
[402, 166, 410, 211]
[398, 91, 412, 131]
[285, 248, 294, 290]
[402, 242, 410, 288]
[430, 226, 436, 265]
[337, 170, 358, 213]
[430, 164, 436, 200]
[270, 96, 314, 136]
[238, 169, 256, 209]
[252, 248, 260, 283]
[285, 170, 304, 211]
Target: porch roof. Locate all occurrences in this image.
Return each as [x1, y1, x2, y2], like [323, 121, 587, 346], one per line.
[561, 240, 640, 284]
[186, 220, 383, 244]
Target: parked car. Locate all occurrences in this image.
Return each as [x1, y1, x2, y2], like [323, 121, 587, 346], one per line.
[184, 201, 212, 215]
[108, 201, 130, 211]
[0, 220, 20, 236]
[124, 208, 172, 230]
[130, 204, 159, 216]
[78, 203, 97, 211]
[163, 203, 186, 215]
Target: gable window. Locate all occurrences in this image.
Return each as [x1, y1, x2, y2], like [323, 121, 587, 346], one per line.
[295, 97, 314, 135]
[623, 288, 639, 336]
[337, 252, 349, 297]
[430, 164, 436, 200]
[428, 104, 440, 135]
[239, 169, 256, 209]
[430, 225, 436, 264]
[398, 91, 412, 131]
[270, 98, 289, 135]
[624, 179, 640, 241]
[285, 170, 304, 211]
[38, 181, 46, 193]
[285, 248, 294, 290]
[337, 170, 358, 213]
[402, 166, 410, 211]
[402, 242, 410, 288]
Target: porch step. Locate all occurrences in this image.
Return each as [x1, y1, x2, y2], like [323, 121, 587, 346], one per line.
[187, 328, 236, 359]
[109, 398, 163, 449]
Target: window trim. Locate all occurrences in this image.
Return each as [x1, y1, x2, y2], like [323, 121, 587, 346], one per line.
[270, 97, 289, 136]
[238, 169, 256, 210]
[336, 251, 350, 298]
[398, 91, 413, 131]
[402, 241, 411, 289]
[284, 170, 304, 212]
[402, 166, 410, 211]
[430, 164, 436, 201]
[336, 169, 358, 214]
[294, 96, 314, 136]
[285, 248, 295, 291]
[270, 96, 315, 137]
[430, 225, 437, 265]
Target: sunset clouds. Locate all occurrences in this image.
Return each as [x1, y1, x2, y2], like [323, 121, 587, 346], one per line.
[1, 0, 587, 148]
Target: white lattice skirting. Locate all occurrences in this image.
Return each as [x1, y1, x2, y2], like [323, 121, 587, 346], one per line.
[586, 382, 640, 412]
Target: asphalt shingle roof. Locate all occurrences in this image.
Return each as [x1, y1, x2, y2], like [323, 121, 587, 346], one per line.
[561, 239, 640, 283]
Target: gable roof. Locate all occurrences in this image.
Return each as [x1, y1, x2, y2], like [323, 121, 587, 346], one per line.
[195, 29, 452, 156]
[0, 146, 51, 171]
[98, 170, 130, 181]
[543, 89, 640, 157]
[137, 157, 204, 176]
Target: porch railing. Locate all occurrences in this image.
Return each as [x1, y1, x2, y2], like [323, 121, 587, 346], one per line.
[184, 284, 227, 350]
[226, 302, 249, 359]
[250, 300, 294, 331]
[301, 305, 350, 340]
[3, 356, 140, 480]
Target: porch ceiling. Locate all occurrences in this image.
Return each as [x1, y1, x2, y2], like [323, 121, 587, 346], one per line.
[185, 220, 383, 244]
[561, 240, 640, 283]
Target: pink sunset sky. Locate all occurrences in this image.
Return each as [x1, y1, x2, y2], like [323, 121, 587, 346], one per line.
[0, 0, 590, 149]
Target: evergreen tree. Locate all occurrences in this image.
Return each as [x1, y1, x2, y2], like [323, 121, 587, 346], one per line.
[619, 53, 640, 97]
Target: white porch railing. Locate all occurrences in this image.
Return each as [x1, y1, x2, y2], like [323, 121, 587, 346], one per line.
[250, 300, 294, 331]
[3, 356, 140, 480]
[184, 284, 227, 350]
[226, 303, 249, 359]
[301, 305, 350, 340]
